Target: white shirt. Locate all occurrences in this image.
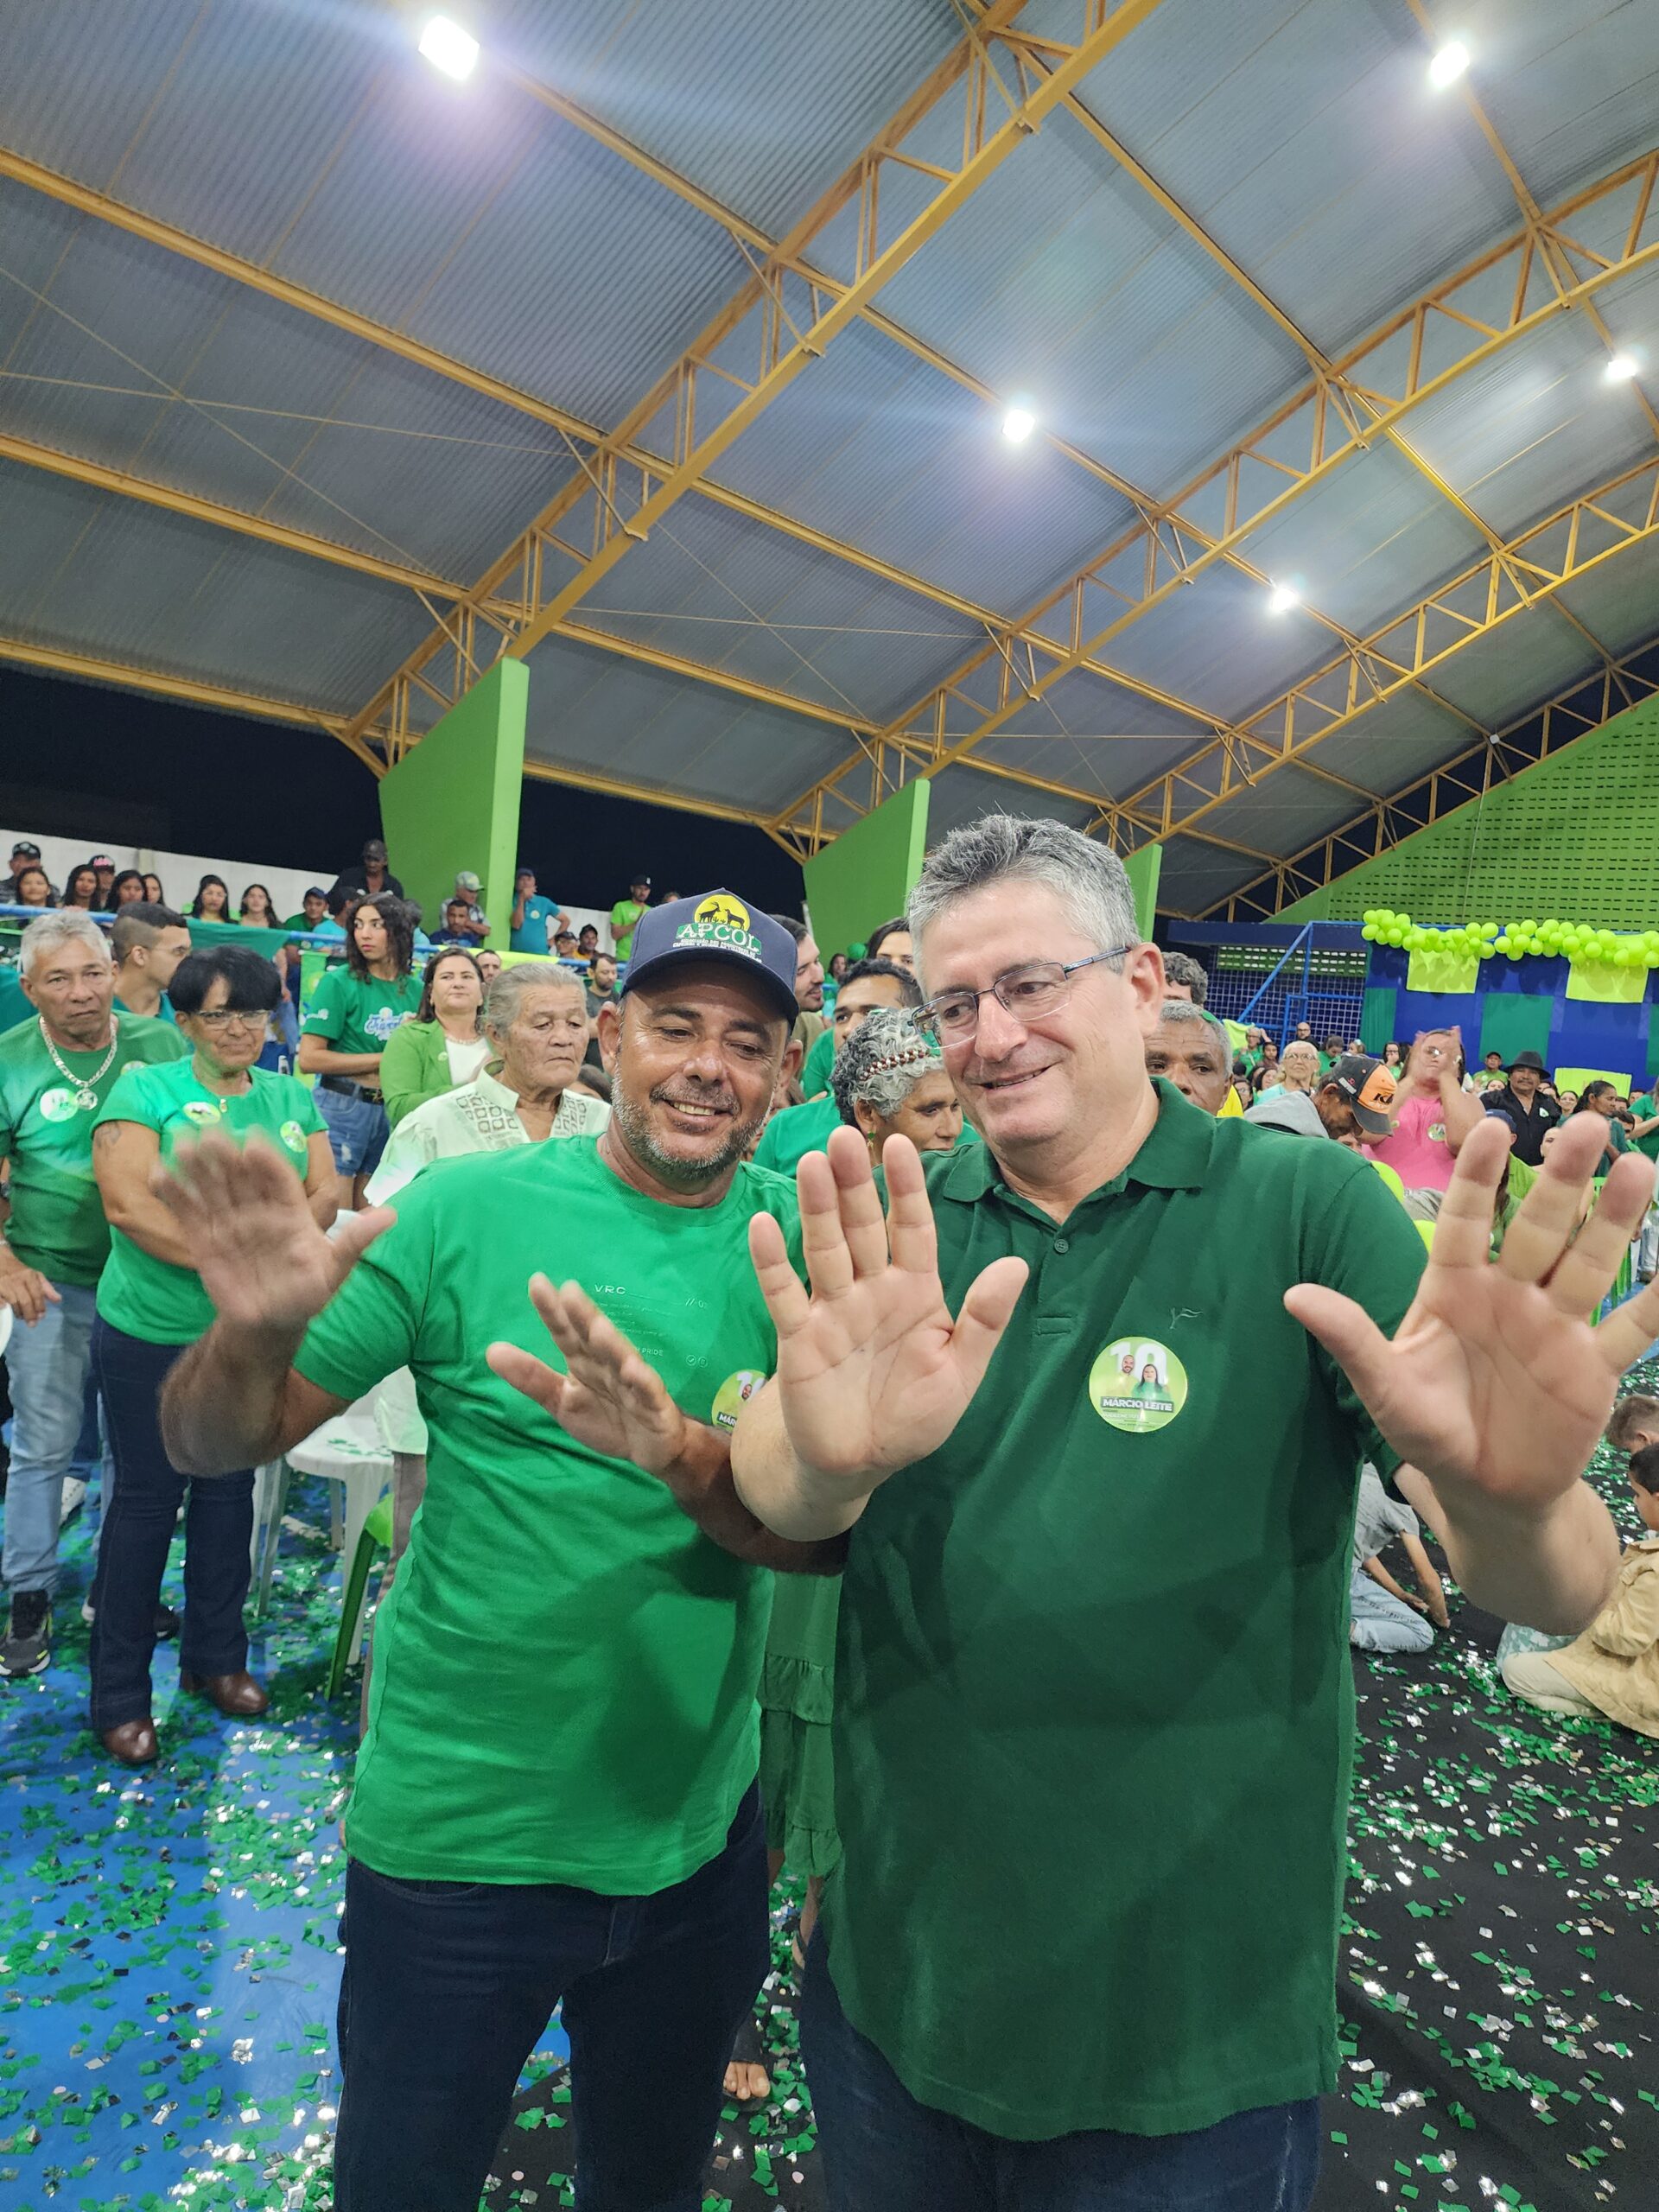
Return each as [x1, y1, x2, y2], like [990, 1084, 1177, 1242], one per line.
[444, 1034, 490, 1087]
[365, 1066, 610, 1205]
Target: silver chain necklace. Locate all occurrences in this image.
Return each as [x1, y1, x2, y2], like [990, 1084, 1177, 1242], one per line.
[38, 1014, 118, 1111]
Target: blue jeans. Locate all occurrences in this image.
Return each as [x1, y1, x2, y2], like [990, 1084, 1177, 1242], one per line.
[315, 1084, 390, 1178]
[88, 1320, 253, 1729]
[1349, 1569, 1433, 1654]
[333, 1780, 769, 2212]
[2, 1280, 99, 1596]
[800, 1933, 1321, 2212]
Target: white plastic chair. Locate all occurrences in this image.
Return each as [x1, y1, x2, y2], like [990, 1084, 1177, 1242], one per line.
[250, 1389, 394, 1618]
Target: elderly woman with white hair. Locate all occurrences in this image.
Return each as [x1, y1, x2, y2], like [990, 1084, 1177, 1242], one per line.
[365, 963, 609, 1204]
[828, 1004, 963, 1162]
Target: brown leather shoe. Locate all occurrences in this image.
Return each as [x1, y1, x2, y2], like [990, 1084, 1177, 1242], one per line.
[179, 1669, 270, 1717]
[100, 1718, 160, 1766]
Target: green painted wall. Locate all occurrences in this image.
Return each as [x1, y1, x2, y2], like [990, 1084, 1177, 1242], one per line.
[803, 780, 931, 961]
[1277, 693, 1659, 925]
[1124, 843, 1163, 941]
[378, 662, 527, 938]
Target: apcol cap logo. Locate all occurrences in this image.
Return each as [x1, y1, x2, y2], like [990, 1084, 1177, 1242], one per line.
[676, 891, 762, 961]
[696, 893, 750, 931]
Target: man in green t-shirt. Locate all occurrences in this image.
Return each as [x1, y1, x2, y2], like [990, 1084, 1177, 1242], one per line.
[155, 890, 836, 2212]
[609, 872, 651, 962]
[111, 901, 192, 1026]
[730, 816, 1645, 2211]
[0, 912, 185, 1679]
[755, 957, 921, 1173]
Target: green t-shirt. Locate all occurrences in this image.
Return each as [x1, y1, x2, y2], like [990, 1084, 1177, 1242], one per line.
[822, 1082, 1428, 2140]
[610, 899, 648, 962]
[93, 1059, 326, 1343]
[300, 965, 422, 1057]
[752, 1093, 842, 1174]
[113, 989, 176, 1027]
[294, 1135, 804, 1889]
[1630, 1093, 1659, 1163]
[801, 1027, 836, 1100]
[0, 1013, 187, 1285]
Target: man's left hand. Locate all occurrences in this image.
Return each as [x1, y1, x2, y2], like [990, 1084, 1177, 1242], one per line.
[1286, 1113, 1657, 1522]
[488, 1276, 690, 1474]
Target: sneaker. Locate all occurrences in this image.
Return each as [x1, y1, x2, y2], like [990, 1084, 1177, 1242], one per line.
[59, 1477, 88, 1527]
[0, 1592, 51, 1679]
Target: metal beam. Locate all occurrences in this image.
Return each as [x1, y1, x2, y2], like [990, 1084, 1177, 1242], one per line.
[0, 429, 900, 734]
[1088, 454, 1659, 851]
[1203, 652, 1659, 919]
[340, 0, 1171, 753]
[0, 631, 798, 829]
[0, 634, 385, 773]
[770, 141, 1659, 841]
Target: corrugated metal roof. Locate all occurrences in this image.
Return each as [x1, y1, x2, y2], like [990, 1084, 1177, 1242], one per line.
[1153, 834, 1266, 914]
[574, 492, 983, 725]
[1414, 609, 1599, 730]
[0, 455, 431, 710]
[924, 765, 1096, 844]
[492, 0, 966, 238]
[523, 630, 850, 814]
[1556, 533, 1659, 657]
[1469, 0, 1659, 209]
[1281, 689, 1478, 790]
[1102, 563, 1341, 721]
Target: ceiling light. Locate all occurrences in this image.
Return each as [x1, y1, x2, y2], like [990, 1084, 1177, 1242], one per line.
[1267, 581, 1300, 615]
[419, 15, 480, 79]
[1001, 405, 1036, 444]
[1605, 352, 1641, 383]
[1427, 40, 1470, 89]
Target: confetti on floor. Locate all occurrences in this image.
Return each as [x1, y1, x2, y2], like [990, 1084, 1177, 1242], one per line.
[3, 1356, 1656, 2209]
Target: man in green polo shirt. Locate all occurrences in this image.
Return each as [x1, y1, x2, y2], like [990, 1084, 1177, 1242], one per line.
[154, 890, 837, 2212]
[731, 815, 1643, 2212]
[0, 912, 184, 1679]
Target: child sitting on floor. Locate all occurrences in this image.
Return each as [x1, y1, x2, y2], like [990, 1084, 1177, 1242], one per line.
[1349, 1466, 1452, 1654]
[1501, 1443, 1659, 1737]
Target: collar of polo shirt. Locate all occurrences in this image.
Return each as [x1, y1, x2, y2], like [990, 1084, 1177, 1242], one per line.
[934, 1077, 1215, 1206]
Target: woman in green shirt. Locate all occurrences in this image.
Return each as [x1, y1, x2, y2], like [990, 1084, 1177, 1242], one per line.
[298, 893, 422, 1207]
[378, 948, 487, 1128]
[89, 945, 334, 1766]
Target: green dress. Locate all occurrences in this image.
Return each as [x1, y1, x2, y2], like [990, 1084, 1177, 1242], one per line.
[759, 1571, 842, 1878]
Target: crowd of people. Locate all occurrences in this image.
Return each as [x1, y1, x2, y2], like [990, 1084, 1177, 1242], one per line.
[2, 812, 1658, 2212]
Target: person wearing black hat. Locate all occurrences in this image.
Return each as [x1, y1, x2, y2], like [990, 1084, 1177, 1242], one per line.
[328, 837, 404, 906]
[3, 840, 57, 904]
[153, 888, 838, 2212]
[1482, 1050, 1560, 1166]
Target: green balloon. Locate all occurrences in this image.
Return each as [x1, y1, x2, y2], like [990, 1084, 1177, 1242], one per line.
[1361, 923, 1377, 940]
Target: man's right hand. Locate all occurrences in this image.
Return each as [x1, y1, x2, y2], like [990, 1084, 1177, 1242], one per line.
[746, 1127, 1027, 1503]
[0, 1248, 60, 1325]
[153, 1130, 392, 1338]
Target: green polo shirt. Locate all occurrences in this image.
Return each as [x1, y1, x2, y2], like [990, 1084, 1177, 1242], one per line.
[801, 1027, 836, 1100]
[294, 1135, 804, 1890]
[1631, 1093, 1659, 1163]
[301, 965, 422, 1057]
[821, 1081, 1428, 2140]
[0, 1013, 187, 1286]
[93, 1059, 326, 1344]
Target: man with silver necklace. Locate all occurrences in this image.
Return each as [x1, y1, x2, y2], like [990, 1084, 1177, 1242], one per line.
[0, 912, 183, 1679]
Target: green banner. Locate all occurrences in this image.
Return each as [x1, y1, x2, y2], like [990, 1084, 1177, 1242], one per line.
[1477, 994, 1553, 1069]
[1359, 985, 1397, 1055]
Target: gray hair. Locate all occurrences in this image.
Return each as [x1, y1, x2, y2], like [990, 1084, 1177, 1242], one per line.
[906, 815, 1139, 988]
[481, 961, 585, 1042]
[20, 910, 110, 974]
[830, 1006, 944, 1126]
[1154, 999, 1230, 1054]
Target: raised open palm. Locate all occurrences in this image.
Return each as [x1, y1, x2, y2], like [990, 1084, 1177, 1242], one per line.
[747, 1126, 1028, 1497]
[1287, 1113, 1659, 1516]
[153, 1130, 391, 1335]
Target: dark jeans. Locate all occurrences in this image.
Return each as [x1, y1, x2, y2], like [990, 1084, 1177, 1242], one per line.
[89, 1319, 253, 1729]
[800, 1930, 1322, 2212]
[333, 1779, 769, 2212]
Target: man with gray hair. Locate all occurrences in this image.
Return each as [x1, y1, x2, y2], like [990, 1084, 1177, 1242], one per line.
[365, 967, 608, 1204]
[730, 811, 1643, 2210]
[1143, 998, 1232, 1115]
[0, 911, 184, 1678]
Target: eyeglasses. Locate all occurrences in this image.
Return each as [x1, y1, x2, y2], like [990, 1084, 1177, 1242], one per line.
[916, 949, 1132, 1039]
[194, 1009, 269, 1033]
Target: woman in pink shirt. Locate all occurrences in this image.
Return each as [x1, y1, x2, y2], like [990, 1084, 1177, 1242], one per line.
[1364, 1027, 1487, 1191]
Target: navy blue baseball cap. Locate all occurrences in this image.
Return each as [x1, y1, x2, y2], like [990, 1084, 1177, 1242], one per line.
[620, 891, 798, 1022]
